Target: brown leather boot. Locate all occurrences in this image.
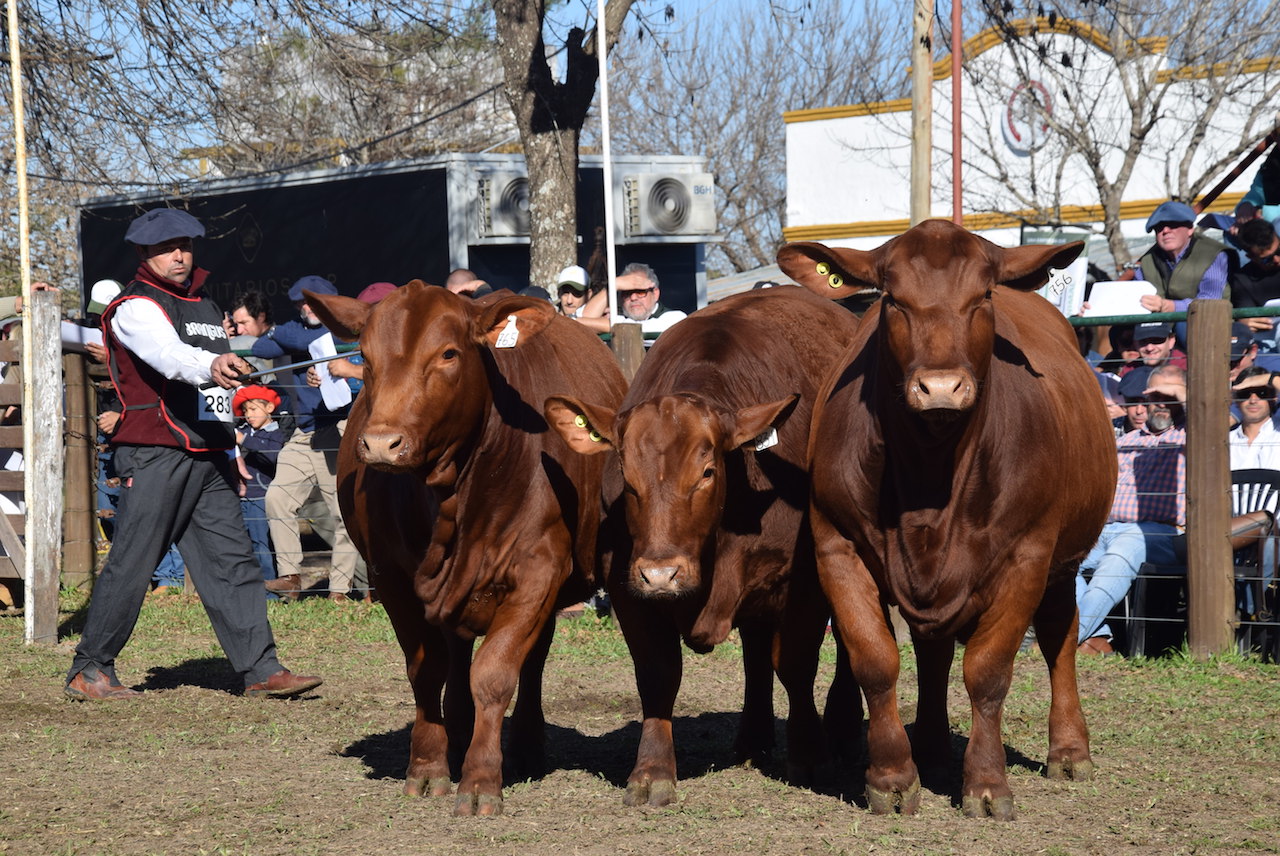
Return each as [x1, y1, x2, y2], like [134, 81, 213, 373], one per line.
[264, 574, 302, 600]
[244, 669, 324, 698]
[65, 670, 143, 701]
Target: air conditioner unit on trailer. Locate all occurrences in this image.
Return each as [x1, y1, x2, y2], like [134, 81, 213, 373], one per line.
[477, 171, 531, 238]
[624, 173, 716, 237]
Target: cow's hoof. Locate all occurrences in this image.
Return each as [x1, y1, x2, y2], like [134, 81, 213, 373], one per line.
[961, 792, 1015, 820]
[623, 778, 677, 807]
[404, 776, 453, 798]
[453, 790, 503, 816]
[1047, 756, 1094, 782]
[866, 778, 921, 815]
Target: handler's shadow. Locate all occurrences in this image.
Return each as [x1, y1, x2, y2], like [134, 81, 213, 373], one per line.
[137, 657, 241, 693]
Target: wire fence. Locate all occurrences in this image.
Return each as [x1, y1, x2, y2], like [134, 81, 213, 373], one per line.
[1083, 308, 1280, 660]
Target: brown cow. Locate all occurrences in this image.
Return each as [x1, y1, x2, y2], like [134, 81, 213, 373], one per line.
[776, 220, 1116, 820]
[545, 286, 862, 806]
[306, 283, 627, 816]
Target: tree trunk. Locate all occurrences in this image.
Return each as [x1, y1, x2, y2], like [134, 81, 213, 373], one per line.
[490, 0, 634, 293]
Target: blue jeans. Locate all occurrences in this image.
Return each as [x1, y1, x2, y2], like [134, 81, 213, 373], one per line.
[240, 497, 276, 583]
[1076, 520, 1181, 642]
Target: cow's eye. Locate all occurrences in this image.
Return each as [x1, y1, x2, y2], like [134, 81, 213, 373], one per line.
[702, 466, 715, 480]
[441, 348, 459, 360]
[984, 288, 994, 300]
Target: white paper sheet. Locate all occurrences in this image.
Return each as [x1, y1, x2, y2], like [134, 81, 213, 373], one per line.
[308, 333, 352, 411]
[61, 321, 102, 353]
[1082, 281, 1156, 317]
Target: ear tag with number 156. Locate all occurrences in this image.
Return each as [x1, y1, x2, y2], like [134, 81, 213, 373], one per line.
[495, 315, 520, 349]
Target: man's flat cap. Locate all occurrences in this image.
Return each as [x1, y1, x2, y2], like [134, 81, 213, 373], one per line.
[124, 208, 205, 245]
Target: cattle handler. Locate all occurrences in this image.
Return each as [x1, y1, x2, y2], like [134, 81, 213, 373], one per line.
[65, 207, 323, 701]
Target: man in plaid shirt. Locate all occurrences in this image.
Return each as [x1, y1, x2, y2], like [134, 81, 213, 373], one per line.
[1075, 365, 1187, 655]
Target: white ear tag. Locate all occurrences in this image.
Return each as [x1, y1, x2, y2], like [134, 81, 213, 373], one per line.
[751, 426, 778, 452]
[495, 315, 520, 349]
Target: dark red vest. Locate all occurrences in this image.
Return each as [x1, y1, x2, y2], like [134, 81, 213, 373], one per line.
[103, 272, 234, 452]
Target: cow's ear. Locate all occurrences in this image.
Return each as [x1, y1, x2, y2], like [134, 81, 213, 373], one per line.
[777, 242, 878, 300]
[475, 296, 557, 347]
[995, 241, 1084, 291]
[544, 395, 617, 455]
[303, 291, 370, 341]
[729, 394, 800, 450]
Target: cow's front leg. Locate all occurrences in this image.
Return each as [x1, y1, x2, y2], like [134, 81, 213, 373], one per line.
[404, 626, 454, 798]
[959, 612, 1024, 820]
[773, 577, 831, 786]
[505, 613, 556, 782]
[813, 512, 918, 814]
[374, 562, 454, 799]
[453, 610, 548, 816]
[735, 620, 778, 767]
[613, 593, 682, 807]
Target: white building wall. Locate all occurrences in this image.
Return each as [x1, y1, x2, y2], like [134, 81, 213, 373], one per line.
[785, 20, 1279, 260]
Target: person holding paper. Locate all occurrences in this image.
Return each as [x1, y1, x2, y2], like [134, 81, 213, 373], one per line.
[253, 275, 359, 602]
[1133, 200, 1231, 313]
[66, 207, 322, 700]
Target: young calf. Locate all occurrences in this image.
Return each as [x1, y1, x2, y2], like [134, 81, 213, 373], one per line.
[546, 286, 861, 806]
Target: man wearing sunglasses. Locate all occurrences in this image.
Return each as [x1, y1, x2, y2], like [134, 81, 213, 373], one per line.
[1133, 200, 1231, 314]
[573, 262, 687, 341]
[1229, 367, 1280, 470]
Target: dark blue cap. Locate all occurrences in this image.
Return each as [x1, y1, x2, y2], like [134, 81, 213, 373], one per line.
[124, 208, 205, 245]
[1145, 201, 1196, 233]
[288, 275, 337, 302]
[1118, 365, 1156, 402]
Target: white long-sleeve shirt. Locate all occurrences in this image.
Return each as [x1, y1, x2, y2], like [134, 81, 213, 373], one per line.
[111, 297, 218, 386]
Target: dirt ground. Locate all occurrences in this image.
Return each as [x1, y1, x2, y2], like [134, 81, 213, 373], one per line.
[1, 594, 1278, 856]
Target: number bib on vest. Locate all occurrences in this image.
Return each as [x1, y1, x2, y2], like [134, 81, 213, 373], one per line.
[199, 386, 234, 423]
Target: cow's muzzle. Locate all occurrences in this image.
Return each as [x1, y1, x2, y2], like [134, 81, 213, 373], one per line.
[906, 368, 976, 413]
[631, 555, 695, 598]
[359, 430, 412, 469]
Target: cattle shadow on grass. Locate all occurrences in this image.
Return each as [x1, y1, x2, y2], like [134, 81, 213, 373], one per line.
[341, 712, 1041, 809]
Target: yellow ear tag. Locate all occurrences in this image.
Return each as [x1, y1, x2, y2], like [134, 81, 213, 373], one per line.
[589, 430, 603, 443]
[574, 414, 587, 428]
[828, 273, 844, 289]
[815, 262, 830, 276]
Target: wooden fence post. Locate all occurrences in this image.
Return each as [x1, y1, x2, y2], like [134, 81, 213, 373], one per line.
[62, 353, 94, 589]
[1185, 299, 1233, 657]
[610, 323, 645, 383]
[24, 290, 62, 644]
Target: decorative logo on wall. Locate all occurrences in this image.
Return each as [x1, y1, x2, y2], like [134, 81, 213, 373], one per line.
[238, 213, 263, 264]
[1002, 80, 1054, 156]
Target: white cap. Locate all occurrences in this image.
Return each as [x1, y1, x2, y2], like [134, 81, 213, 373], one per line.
[556, 264, 588, 292]
[87, 279, 123, 314]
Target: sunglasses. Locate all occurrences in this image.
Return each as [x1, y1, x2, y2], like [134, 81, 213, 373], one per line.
[1232, 386, 1276, 403]
[619, 287, 655, 298]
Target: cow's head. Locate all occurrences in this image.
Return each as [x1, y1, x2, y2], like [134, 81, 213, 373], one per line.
[777, 220, 1081, 422]
[306, 283, 556, 482]
[544, 392, 797, 598]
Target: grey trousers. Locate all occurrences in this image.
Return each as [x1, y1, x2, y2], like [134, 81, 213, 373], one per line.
[69, 445, 283, 688]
